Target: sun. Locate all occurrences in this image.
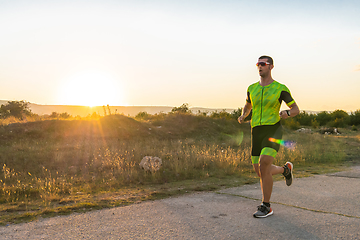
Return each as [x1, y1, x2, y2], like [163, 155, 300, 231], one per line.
[58, 70, 126, 107]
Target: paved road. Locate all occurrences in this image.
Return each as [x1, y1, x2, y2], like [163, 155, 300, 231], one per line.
[1, 167, 359, 239]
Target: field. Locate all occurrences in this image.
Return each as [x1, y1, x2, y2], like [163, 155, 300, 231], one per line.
[1, 113, 359, 225]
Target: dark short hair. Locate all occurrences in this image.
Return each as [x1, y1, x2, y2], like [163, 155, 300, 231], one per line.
[259, 55, 273, 65]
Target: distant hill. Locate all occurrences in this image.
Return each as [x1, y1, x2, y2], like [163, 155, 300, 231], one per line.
[0, 100, 8, 106]
[0, 100, 325, 117]
[29, 104, 177, 117]
[0, 100, 236, 117]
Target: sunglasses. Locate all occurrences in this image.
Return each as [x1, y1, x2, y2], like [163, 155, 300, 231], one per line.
[256, 62, 271, 67]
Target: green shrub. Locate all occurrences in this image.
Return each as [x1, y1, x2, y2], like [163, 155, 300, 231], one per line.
[282, 117, 300, 130]
[171, 103, 190, 114]
[294, 111, 315, 126]
[329, 118, 346, 128]
[311, 119, 319, 128]
[0, 101, 32, 119]
[349, 110, 360, 126]
[316, 111, 332, 126]
[135, 111, 150, 120]
[210, 110, 232, 120]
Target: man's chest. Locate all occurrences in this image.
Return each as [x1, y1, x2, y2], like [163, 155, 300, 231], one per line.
[250, 87, 281, 106]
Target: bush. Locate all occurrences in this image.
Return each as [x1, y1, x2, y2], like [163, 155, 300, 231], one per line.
[171, 103, 190, 114]
[329, 118, 347, 128]
[196, 110, 208, 117]
[50, 112, 59, 118]
[349, 110, 360, 126]
[315, 111, 332, 126]
[311, 119, 319, 128]
[210, 110, 232, 120]
[0, 101, 32, 119]
[60, 112, 72, 119]
[331, 109, 349, 120]
[294, 111, 315, 126]
[135, 111, 150, 120]
[282, 117, 300, 130]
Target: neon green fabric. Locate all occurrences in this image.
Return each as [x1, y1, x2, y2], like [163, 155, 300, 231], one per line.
[247, 80, 295, 128]
[260, 147, 278, 158]
[251, 148, 278, 164]
[251, 156, 259, 164]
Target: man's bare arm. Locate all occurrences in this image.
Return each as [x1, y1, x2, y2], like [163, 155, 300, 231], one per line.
[238, 101, 252, 124]
[279, 102, 300, 119]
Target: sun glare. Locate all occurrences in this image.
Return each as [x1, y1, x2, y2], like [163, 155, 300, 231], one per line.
[58, 70, 126, 107]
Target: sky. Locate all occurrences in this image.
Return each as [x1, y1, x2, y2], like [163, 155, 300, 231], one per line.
[0, 0, 359, 111]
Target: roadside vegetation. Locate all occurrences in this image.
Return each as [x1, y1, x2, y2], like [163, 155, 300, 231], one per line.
[0, 101, 359, 225]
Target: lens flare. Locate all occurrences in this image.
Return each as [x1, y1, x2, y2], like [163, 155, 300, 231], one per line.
[233, 131, 244, 146]
[224, 131, 244, 146]
[268, 138, 296, 150]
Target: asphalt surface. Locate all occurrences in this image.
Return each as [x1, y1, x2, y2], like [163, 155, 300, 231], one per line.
[1, 166, 359, 240]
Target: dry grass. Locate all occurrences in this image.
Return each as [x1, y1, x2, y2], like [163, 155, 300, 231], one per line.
[0, 114, 356, 225]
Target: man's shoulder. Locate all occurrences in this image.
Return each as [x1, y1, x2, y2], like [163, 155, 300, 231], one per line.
[272, 80, 289, 90]
[272, 80, 282, 86]
[248, 82, 259, 90]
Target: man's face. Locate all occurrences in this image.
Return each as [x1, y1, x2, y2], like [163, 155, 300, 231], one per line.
[257, 58, 273, 77]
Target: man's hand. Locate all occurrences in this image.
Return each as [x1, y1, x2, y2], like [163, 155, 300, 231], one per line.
[280, 103, 300, 120]
[238, 115, 246, 124]
[238, 102, 252, 124]
[279, 110, 290, 119]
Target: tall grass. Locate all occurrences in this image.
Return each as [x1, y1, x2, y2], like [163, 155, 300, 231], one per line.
[0, 139, 252, 204]
[0, 114, 349, 212]
[275, 131, 347, 167]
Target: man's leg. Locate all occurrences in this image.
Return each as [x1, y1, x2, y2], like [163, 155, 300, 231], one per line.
[259, 155, 276, 203]
[253, 163, 284, 178]
[253, 154, 280, 218]
[270, 164, 284, 175]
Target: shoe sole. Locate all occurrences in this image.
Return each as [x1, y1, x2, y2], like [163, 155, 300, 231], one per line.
[285, 162, 293, 186]
[253, 209, 274, 218]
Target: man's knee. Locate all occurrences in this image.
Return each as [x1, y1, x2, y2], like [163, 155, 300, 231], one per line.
[259, 155, 274, 165]
[259, 155, 274, 175]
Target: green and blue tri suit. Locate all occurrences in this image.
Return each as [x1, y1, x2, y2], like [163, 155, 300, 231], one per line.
[246, 80, 295, 164]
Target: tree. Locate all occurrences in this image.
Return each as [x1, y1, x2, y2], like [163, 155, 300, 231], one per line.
[60, 112, 72, 119]
[331, 109, 348, 120]
[50, 112, 59, 118]
[349, 110, 360, 126]
[315, 111, 332, 126]
[171, 103, 190, 114]
[210, 110, 232, 120]
[329, 110, 349, 128]
[0, 101, 32, 119]
[294, 111, 315, 126]
[135, 111, 150, 120]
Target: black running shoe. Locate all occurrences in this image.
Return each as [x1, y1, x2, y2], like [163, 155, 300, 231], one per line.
[253, 204, 273, 218]
[284, 162, 293, 186]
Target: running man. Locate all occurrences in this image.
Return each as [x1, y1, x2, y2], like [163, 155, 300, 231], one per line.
[238, 55, 300, 218]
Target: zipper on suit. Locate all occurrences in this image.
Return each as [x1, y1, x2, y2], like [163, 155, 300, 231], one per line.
[260, 86, 264, 125]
